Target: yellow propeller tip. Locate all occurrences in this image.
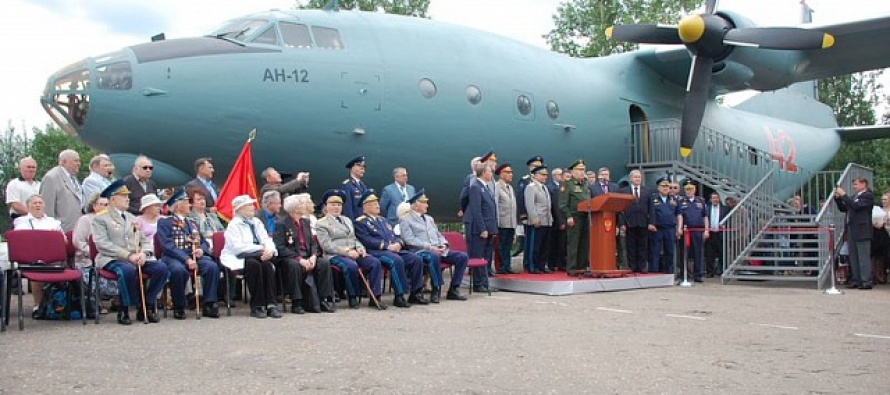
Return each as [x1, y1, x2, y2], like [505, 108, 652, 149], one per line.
[679, 147, 692, 157]
[605, 26, 613, 38]
[678, 15, 705, 43]
[822, 33, 835, 49]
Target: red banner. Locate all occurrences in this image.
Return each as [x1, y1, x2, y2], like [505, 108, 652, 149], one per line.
[216, 136, 258, 222]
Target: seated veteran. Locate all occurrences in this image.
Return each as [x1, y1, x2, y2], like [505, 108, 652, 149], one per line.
[220, 195, 282, 319]
[157, 188, 220, 319]
[273, 194, 336, 314]
[257, 190, 283, 234]
[91, 180, 169, 325]
[13, 194, 64, 317]
[354, 190, 427, 308]
[186, 187, 225, 239]
[399, 189, 468, 303]
[315, 189, 386, 310]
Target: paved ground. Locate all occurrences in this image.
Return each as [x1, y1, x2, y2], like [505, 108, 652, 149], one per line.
[1, 276, 888, 394]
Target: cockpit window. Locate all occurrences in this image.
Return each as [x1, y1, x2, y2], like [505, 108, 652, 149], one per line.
[312, 26, 343, 49]
[280, 22, 313, 48]
[210, 19, 269, 41]
[96, 61, 132, 90]
[251, 26, 279, 46]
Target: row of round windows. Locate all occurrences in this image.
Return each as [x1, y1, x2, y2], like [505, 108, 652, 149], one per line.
[418, 78, 560, 120]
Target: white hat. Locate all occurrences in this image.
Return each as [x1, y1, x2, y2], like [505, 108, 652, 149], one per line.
[139, 194, 163, 212]
[232, 195, 256, 212]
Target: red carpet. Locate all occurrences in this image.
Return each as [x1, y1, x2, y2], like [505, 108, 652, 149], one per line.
[494, 272, 665, 282]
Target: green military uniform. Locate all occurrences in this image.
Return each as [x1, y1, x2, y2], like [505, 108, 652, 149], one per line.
[560, 160, 591, 273]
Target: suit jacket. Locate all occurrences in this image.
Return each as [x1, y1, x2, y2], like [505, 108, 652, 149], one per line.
[220, 215, 276, 270]
[463, 178, 498, 236]
[590, 181, 619, 198]
[706, 203, 730, 232]
[273, 216, 319, 259]
[355, 214, 401, 251]
[836, 190, 875, 241]
[91, 209, 152, 268]
[618, 184, 651, 228]
[380, 182, 415, 225]
[41, 165, 84, 232]
[186, 177, 219, 208]
[123, 174, 157, 215]
[315, 214, 363, 258]
[496, 179, 517, 229]
[547, 181, 563, 226]
[524, 180, 553, 227]
[400, 211, 447, 251]
[157, 215, 211, 263]
[259, 177, 309, 200]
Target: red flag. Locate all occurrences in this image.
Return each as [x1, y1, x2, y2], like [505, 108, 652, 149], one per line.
[216, 134, 258, 222]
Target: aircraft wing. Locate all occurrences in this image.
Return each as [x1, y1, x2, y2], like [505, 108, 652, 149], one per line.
[793, 15, 890, 81]
[836, 125, 890, 142]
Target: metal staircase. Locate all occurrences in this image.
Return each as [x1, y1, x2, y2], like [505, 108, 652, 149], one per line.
[626, 119, 873, 289]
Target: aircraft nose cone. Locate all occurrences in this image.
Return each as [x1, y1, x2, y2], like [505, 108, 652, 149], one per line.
[40, 59, 92, 136]
[678, 15, 705, 43]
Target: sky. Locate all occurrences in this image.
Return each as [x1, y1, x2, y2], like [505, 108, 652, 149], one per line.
[2, 0, 889, 133]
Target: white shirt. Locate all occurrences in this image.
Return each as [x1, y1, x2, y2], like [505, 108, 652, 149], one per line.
[710, 205, 721, 231]
[81, 171, 111, 203]
[13, 213, 63, 231]
[5, 178, 41, 215]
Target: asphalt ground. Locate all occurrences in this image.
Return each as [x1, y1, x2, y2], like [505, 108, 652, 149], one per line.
[1, 274, 888, 395]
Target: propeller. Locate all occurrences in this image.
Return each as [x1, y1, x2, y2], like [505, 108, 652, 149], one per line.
[606, 0, 834, 156]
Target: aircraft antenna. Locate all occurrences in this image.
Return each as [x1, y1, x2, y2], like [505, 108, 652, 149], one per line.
[248, 128, 257, 142]
[323, 0, 339, 11]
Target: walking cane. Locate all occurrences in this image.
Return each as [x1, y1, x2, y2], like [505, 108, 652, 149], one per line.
[133, 226, 149, 324]
[356, 259, 384, 310]
[191, 229, 202, 319]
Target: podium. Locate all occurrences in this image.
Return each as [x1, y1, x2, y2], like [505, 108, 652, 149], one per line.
[576, 193, 634, 277]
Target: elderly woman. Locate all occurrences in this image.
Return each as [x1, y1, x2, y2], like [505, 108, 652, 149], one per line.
[220, 195, 281, 319]
[13, 194, 64, 317]
[273, 194, 335, 314]
[187, 187, 225, 239]
[136, 194, 163, 254]
[72, 193, 117, 314]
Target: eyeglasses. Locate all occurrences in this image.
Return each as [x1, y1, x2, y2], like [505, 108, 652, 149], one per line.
[142, 166, 154, 170]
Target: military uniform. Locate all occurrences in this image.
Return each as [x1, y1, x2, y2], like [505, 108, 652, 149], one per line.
[678, 181, 708, 281]
[517, 156, 543, 271]
[559, 160, 591, 273]
[340, 156, 368, 221]
[648, 177, 681, 273]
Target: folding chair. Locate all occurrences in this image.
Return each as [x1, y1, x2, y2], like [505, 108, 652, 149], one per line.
[5, 230, 86, 330]
[441, 231, 491, 296]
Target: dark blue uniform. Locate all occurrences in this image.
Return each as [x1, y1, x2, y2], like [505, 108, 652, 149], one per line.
[355, 214, 423, 296]
[157, 216, 219, 312]
[648, 193, 680, 273]
[341, 178, 367, 221]
[678, 195, 708, 280]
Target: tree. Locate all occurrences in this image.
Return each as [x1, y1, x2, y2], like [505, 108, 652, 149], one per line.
[28, 124, 99, 181]
[546, 0, 703, 58]
[0, 122, 33, 231]
[819, 70, 890, 192]
[296, 0, 430, 17]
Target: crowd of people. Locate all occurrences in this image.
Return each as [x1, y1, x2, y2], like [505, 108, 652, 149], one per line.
[4, 149, 884, 326]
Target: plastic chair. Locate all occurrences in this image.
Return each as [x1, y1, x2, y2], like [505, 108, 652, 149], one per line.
[441, 231, 491, 295]
[5, 230, 86, 330]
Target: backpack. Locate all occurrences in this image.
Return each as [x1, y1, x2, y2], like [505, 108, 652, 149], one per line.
[36, 283, 84, 320]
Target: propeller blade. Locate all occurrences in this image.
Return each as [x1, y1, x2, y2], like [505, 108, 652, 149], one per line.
[680, 55, 714, 157]
[705, 0, 718, 14]
[606, 24, 682, 45]
[724, 28, 834, 50]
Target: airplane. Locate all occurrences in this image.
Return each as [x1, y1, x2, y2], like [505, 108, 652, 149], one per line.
[39, 0, 890, 219]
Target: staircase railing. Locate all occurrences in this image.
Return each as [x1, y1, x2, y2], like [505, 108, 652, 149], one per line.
[719, 169, 777, 282]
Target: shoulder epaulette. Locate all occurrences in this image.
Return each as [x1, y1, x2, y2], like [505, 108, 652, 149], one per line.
[356, 215, 367, 221]
[342, 179, 350, 185]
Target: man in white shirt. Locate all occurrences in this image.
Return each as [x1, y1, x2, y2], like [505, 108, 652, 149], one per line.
[81, 154, 114, 203]
[5, 156, 40, 221]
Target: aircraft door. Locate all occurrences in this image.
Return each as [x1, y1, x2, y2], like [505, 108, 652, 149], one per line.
[629, 105, 649, 163]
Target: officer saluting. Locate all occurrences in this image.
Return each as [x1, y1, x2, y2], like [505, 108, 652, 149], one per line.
[677, 179, 709, 282]
[559, 159, 591, 275]
[340, 156, 368, 221]
[648, 177, 681, 274]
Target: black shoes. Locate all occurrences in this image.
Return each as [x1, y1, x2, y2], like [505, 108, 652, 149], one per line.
[430, 287, 441, 304]
[173, 309, 186, 320]
[291, 305, 306, 314]
[473, 286, 491, 293]
[540, 268, 553, 274]
[348, 297, 360, 309]
[368, 297, 388, 310]
[117, 309, 132, 325]
[250, 307, 266, 319]
[267, 306, 282, 319]
[203, 303, 220, 318]
[446, 287, 467, 301]
[408, 292, 430, 305]
[137, 308, 160, 323]
[320, 301, 336, 313]
[393, 295, 411, 308]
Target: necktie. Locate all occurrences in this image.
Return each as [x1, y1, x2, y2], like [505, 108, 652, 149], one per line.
[247, 221, 260, 244]
[121, 213, 126, 221]
[485, 183, 492, 196]
[633, 187, 639, 200]
[400, 186, 407, 201]
[602, 183, 608, 193]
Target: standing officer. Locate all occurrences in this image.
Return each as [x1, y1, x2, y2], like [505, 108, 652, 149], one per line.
[340, 156, 368, 221]
[560, 160, 591, 275]
[547, 167, 567, 272]
[524, 165, 553, 274]
[355, 190, 426, 308]
[677, 180, 709, 282]
[648, 177, 681, 274]
[517, 156, 543, 270]
[494, 163, 518, 274]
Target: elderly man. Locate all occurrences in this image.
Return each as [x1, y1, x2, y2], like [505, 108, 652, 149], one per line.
[185, 157, 219, 209]
[13, 194, 63, 315]
[649, 177, 681, 274]
[6, 156, 40, 221]
[400, 190, 468, 303]
[316, 189, 386, 309]
[122, 155, 158, 215]
[259, 167, 309, 199]
[81, 154, 114, 202]
[257, 190, 283, 235]
[560, 160, 591, 274]
[547, 167, 567, 271]
[157, 188, 220, 319]
[835, 177, 875, 289]
[677, 180, 709, 282]
[618, 170, 651, 273]
[41, 149, 84, 232]
[495, 163, 518, 274]
[340, 156, 368, 221]
[524, 165, 553, 274]
[92, 180, 168, 325]
[379, 167, 416, 225]
[589, 167, 618, 197]
[517, 156, 543, 270]
[464, 163, 498, 291]
[355, 190, 426, 307]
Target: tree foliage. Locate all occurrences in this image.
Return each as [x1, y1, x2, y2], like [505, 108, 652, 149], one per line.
[546, 0, 703, 58]
[28, 124, 98, 180]
[819, 70, 890, 192]
[296, 0, 429, 17]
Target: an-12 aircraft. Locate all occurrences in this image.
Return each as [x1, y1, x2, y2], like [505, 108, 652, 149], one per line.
[40, 0, 890, 218]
